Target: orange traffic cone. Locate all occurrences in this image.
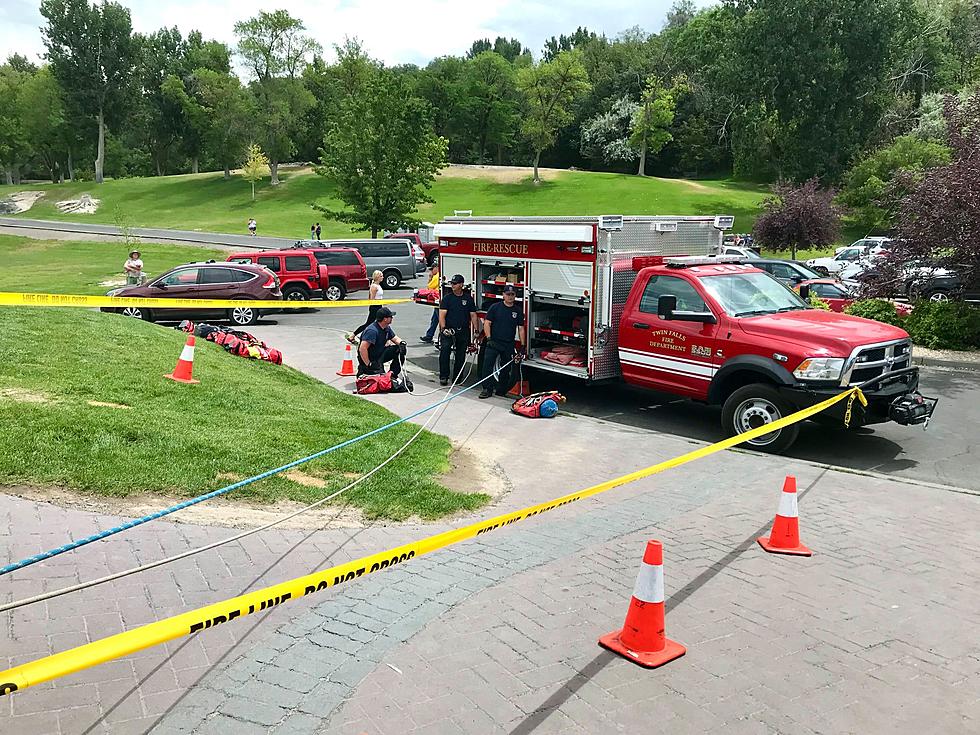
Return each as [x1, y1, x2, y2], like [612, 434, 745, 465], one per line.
[336, 343, 356, 376]
[507, 380, 530, 397]
[165, 335, 200, 384]
[757, 476, 812, 556]
[598, 540, 686, 668]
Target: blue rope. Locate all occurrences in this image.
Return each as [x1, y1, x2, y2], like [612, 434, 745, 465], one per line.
[0, 372, 492, 577]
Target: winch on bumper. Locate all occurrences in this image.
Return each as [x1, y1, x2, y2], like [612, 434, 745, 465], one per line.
[779, 367, 938, 428]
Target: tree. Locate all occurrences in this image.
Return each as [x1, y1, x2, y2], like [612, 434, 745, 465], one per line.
[893, 92, 980, 276]
[543, 27, 599, 62]
[516, 51, 591, 182]
[316, 70, 448, 237]
[838, 135, 951, 231]
[462, 52, 518, 163]
[580, 96, 639, 168]
[753, 179, 843, 259]
[41, 0, 138, 184]
[192, 69, 256, 179]
[242, 143, 268, 200]
[235, 10, 320, 185]
[665, 0, 698, 29]
[0, 64, 30, 184]
[17, 67, 69, 182]
[630, 78, 678, 176]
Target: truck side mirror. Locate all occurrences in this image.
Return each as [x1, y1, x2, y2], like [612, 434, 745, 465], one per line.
[657, 295, 677, 320]
[798, 284, 810, 301]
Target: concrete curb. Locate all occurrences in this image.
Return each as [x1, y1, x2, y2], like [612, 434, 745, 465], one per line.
[913, 355, 980, 371]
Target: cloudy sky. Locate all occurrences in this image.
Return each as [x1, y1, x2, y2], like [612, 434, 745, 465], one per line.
[2, 0, 716, 71]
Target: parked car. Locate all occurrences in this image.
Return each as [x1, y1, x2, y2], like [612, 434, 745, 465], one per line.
[716, 245, 761, 259]
[795, 279, 913, 316]
[837, 237, 892, 256]
[228, 247, 367, 301]
[907, 265, 980, 304]
[751, 258, 827, 286]
[101, 261, 282, 325]
[384, 232, 433, 268]
[807, 245, 869, 275]
[296, 238, 419, 289]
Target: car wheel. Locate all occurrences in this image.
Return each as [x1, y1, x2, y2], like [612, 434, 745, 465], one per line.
[721, 383, 800, 454]
[229, 305, 259, 326]
[121, 306, 152, 322]
[324, 281, 346, 301]
[383, 270, 401, 289]
[925, 289, 951, 303]
[427, 251, 439, 267]
[282, 286, 310, 301]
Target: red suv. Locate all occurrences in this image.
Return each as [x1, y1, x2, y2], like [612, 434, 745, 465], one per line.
[227, 248, 368, 301]
[101, 261, 281, 326]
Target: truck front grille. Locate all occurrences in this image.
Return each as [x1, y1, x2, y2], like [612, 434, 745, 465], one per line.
[846, 340, 912, 386]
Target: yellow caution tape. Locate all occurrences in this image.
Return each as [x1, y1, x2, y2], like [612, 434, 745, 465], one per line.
[0, 292, 409, 310]
[0, 386, 863, 696]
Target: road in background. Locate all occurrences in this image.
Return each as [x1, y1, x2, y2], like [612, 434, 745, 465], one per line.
[247, 303, 979, 492]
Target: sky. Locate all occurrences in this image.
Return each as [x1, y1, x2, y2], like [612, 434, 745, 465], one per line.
[1, 0, 716, 72]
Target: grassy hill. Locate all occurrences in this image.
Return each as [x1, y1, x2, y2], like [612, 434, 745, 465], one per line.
[0, 307, 486, 520]
[1, 166, 769, 239]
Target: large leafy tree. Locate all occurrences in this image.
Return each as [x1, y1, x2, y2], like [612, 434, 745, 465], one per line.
[0, 63, 30, 185]
[462, 52, 518, 164]
[234, 10, 320, 184]
[193, 70, 256, 178]
[630, 78, 678, 176]
[40, 0, 138, 184]
[516, 51, 591, 182]
[17, 66, 69, 182]
[753, 179, 843, 259]
[580, 96, 639, 169]
[317, 61, 448, 237]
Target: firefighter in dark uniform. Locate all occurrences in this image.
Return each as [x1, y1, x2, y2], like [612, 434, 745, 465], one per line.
[357, 307, 406, 377]
[479, 284, 526, 398]
[438, 274, 478, 386]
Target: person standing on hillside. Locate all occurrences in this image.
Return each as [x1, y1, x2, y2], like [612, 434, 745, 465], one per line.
[124, 250, 144, 285]
[479, 284, 525, 398]
[310, 223, 316, 240]
[247, 218, 257, 236]
[438, 274, 477, 386]
[315, 222, 322, 240]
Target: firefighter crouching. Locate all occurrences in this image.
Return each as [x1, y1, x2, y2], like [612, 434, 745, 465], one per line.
[479, 284, 526, 399]
[439, 274, 478, 386]
[357, 307, 406, 378]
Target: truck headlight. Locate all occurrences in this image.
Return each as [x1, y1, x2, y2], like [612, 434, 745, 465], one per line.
[793, 357, 845, 381]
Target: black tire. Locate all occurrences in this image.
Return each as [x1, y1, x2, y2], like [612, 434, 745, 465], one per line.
[120, 306, 152, 322]
[282, 285, 311, 302]
[721, 383, 800, 454]
[228, 304, 259, 326]
[923, 289, 952, 303]
[324, 280, 346, 301]
[427, 250, 439, 267]
[383, 270, 402, 289]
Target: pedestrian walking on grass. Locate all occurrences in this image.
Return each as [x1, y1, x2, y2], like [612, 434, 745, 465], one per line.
[124, 250, 144, 285]
[347, 270, 385, 343]
[315, 222, 321, 240]
[248, 218, 257, 236]
[310, 223, 316, 240]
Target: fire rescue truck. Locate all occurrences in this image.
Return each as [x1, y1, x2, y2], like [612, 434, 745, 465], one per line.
[425, 215, 935, 453]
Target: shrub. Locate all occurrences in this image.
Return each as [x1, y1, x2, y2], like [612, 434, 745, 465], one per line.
[903, 301, 980, 350]
[844, 299, 904, 327]
[808, 292, 831, 310]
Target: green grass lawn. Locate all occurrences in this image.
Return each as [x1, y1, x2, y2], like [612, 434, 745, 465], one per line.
[0, 234, 225, 295]
[0, 307, 487, 520]
[1, 167, 770, 240]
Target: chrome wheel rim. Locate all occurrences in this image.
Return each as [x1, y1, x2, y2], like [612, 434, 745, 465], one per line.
[734, 397, 781, 446]
[929, 292, 950, 303]
[121, 307, 142, 319]
[325, 285, 342, 301]
[232, 307, 254, 323]
[285, 290, 307, 301]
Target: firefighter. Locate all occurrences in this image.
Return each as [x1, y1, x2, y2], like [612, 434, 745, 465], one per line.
[438, 274, 477, 386]
[357, 307, 406, 378]
[479, 284, 526, 399]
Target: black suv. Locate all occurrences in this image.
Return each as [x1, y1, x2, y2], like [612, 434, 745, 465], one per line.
[751, 259, 827, 286]
[908, 265, 980, 304]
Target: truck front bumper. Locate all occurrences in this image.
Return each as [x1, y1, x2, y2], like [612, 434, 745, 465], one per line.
[778, 367, 938, 428]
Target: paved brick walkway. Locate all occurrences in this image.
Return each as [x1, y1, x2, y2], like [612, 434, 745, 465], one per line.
[3, 374, 978, 734]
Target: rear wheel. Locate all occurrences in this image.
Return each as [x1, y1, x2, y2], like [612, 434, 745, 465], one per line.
[324, 280, 346, 301]
[924, 289, 952, 303]
[282, 285, 310, 301]
[721, 383, 799, 454]
[427, 250, 439, 267]
[383, 270, 402, 289]
[228, 305, 258, 326]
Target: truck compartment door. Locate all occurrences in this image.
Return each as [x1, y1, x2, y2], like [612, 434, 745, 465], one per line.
[529, 262, 592, 299]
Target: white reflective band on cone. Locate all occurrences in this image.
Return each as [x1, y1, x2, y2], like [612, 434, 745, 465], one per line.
[632, 562, 665, 604]
[179, 346, 195, 361]
[777, 491, 799, 518]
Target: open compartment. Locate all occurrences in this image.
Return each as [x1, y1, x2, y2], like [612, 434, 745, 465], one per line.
[526, 294, 590, 378]
[476, 260, 525, 311]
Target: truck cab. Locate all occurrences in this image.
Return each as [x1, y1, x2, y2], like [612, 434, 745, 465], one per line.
[619, 257, 929, 452]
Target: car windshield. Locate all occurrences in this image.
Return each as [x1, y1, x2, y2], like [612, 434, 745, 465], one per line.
[794, 263, 825, 279]
[701, 272, 810, 317]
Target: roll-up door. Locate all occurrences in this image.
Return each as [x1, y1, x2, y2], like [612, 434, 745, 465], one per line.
[439, 255, 475, 285]
[530, 262, 592, 298]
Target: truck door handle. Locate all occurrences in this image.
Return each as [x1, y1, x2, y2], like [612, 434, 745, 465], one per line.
[632, 322, 650, 329]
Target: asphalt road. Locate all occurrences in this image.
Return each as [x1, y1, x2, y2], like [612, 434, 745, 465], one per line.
[0, 216, 292, 250]
[223, 300, 980, 492]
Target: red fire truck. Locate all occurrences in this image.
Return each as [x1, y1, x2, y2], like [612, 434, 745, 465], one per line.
[428, 215, 935, 452]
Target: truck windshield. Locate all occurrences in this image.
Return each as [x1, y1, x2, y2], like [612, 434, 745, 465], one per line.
[701, 272, 809, 317]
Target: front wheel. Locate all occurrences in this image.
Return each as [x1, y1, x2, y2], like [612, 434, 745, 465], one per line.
[282, 286, 310, 302]
[383, 270, 402, 289]
[121, 306, 152, 322]
[324, 281, 346, 301]
[228, 305, 259, 326]
[721, 383, 799, 454]
[924, 289, 952, 303]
